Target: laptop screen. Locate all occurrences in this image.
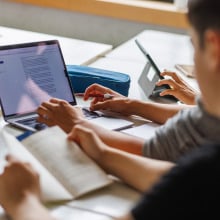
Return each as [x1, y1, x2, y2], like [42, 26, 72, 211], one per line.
[0, 40, 76, 118]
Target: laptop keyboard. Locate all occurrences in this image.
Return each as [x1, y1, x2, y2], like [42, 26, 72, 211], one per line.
[82, 108, 100, 119]
[17, 117, 47, 131]
[16, 109, 99, 131]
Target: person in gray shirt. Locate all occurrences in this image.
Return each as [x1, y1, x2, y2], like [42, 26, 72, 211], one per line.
[144, 98, 220, 161]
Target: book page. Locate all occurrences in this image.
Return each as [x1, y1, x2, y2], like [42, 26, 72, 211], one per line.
[21, 126, 112, 199]
[0, 130, 72, 202]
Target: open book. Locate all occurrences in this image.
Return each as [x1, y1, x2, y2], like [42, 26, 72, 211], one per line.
[0, 126, 112, 202]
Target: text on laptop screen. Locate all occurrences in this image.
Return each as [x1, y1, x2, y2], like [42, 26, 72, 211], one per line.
[0, 41, 75, 117]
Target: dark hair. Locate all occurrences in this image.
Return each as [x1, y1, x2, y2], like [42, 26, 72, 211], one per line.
[188, 0, 220, 46]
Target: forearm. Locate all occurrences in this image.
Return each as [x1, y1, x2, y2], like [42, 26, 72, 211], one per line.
[8, 195, 55, 220]
[127, 100, 189, 124]
[98, 147, 174, 192]
[80, 120, 144, 155]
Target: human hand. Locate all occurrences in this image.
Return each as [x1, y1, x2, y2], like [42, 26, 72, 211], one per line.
[90, 98, 133, 115]
[0, 155, 40, 216]
[37, 98, 86, 133]
[68, 125, 109, 164]
[83, 83, 132, 114]
[156, 71, 199, 105]
[84, 83, 124, 105]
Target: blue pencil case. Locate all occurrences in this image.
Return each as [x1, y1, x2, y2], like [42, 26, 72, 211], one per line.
[66, 65, 131, 96]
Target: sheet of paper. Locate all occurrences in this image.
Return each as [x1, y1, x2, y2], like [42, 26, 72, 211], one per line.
[122, 122, 160, 139]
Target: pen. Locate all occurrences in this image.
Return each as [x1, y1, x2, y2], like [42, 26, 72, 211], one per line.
[75, 93, 114, 99]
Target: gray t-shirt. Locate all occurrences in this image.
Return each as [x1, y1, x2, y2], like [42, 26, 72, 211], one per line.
[143, 99, 220, 162]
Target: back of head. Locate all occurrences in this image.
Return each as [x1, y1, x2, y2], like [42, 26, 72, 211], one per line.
[188, 0, 220, 45]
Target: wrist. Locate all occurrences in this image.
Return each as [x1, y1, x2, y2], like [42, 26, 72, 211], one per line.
[68, 117, 88, 133]
[8, 193, 49, 220]
[7, 193, 37, 219]
[97, 147, 116, 173]
[126, 99, 143, 115]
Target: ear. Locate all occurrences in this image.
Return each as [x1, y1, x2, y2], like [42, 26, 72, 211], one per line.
[204, 30, 220, 71]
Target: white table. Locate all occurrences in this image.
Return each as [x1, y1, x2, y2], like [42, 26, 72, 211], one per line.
[105, 30, 194, 68]
[0, 26, 112, 65]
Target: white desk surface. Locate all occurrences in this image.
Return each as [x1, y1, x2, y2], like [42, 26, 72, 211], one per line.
[0, 26, 112, 65]
[106, 30, 194, 68]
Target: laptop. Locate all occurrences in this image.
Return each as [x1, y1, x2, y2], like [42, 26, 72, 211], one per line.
[135, 39, 178, 102]
[0, 40, 133, 132]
